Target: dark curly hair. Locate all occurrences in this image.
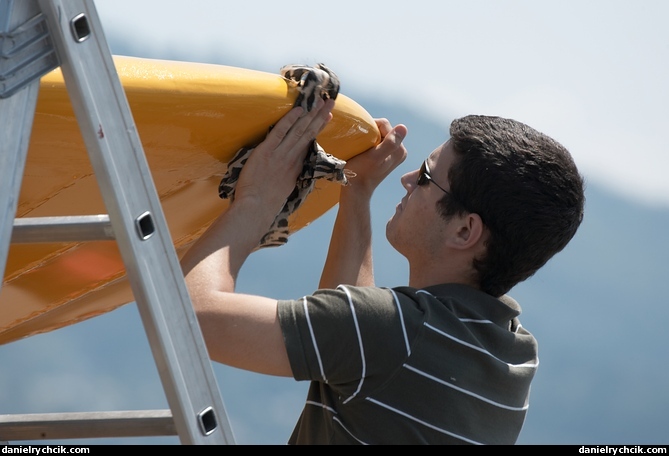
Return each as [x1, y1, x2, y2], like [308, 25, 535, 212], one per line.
[438, 115, 586, 297]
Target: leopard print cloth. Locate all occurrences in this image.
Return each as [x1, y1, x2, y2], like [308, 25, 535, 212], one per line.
[218, 63, 353, 248]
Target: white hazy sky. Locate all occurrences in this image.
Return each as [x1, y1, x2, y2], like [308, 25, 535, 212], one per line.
[96, 0, 669, 208]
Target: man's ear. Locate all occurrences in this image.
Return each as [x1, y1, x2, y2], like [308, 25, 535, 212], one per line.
[451, 212, 487, 250]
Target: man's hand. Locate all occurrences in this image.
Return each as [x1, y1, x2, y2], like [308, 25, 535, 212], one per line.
[180, 99, 334, 376]
[319, 119, 408, 289]
[232, 98, 335, 220]
[342, 119, 408, 197]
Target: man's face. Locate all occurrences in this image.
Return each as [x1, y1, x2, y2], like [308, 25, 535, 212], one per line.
[386, 140, 457, 263]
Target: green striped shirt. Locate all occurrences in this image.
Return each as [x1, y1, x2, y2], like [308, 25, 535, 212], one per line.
[278, 283, 538, 444]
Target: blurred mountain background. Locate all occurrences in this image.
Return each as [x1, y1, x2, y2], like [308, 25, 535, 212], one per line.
[0, 38, 667, 445]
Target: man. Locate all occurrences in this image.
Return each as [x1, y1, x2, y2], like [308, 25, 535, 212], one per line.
[180, 98, 586, 444]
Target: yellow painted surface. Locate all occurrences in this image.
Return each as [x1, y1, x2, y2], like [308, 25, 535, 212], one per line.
[0, 56, 379, 345]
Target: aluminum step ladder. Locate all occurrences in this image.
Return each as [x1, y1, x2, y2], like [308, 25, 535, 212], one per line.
[0, 0, 235, 444]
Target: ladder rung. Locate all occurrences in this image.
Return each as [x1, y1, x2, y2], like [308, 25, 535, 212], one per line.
[0, 410, 176, 441]
[11, 215, 114, 243]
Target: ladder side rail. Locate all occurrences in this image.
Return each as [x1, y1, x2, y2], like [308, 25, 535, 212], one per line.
[0, 0, 47, 281]
[0, 82, 39, 281]
[37, 0, 234, 444]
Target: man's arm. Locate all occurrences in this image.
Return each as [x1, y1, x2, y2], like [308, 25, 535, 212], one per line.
[319, 119, 407, 289]
[180, 99, 334, 377]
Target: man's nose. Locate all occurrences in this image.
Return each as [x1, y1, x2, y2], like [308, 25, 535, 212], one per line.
[401, 168, 419, 192]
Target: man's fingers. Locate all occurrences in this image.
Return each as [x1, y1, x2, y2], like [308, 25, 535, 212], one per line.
[391, 124, 408, 144]
[264, 106, 305, 148]
[279, 99, 333, 157]
[375, 118, 393, 138]
[263, 98, 333, 156]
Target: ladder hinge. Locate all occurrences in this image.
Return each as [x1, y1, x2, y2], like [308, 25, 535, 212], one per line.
[0, 5, 59, 98]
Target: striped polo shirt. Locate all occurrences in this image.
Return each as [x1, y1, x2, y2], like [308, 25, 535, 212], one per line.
[277, 283, 538, 445]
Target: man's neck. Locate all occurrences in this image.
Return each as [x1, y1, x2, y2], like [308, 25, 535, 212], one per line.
[408, 262, 479, 290]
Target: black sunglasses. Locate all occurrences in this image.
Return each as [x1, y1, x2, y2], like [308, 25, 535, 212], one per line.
[417, 160, 450, 195]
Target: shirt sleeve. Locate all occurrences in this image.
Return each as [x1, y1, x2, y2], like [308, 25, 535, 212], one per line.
[277, 285, 423, 398]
